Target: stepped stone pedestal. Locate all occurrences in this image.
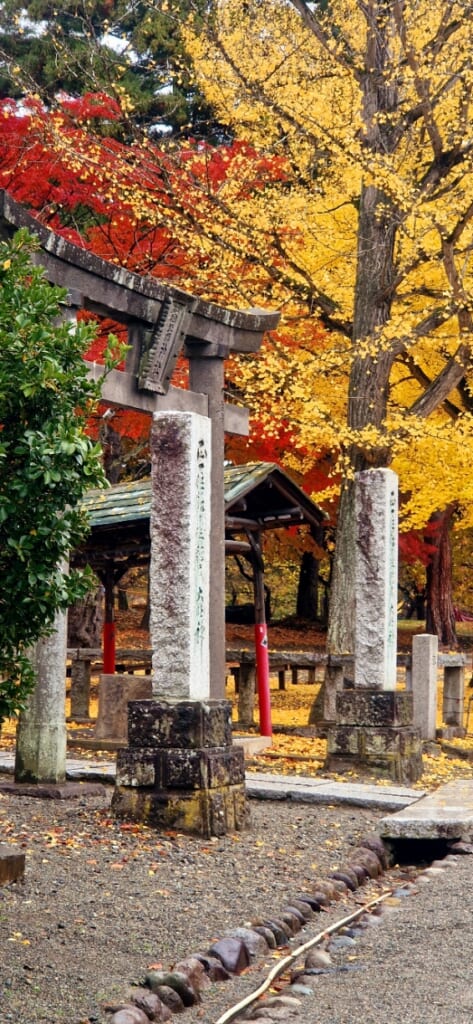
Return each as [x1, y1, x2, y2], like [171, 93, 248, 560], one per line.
[326, 691, 423, 784]
[111, 699, 248, 836]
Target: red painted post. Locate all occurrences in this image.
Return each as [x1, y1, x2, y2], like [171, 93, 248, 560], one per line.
[103, 620, 116, 674]
[103, 575, 116, 673]
[255, 624, 272, 737]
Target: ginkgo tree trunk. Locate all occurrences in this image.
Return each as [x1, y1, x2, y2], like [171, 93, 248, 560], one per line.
[324, 0, 472, 662]
[327, 4, 400, 659]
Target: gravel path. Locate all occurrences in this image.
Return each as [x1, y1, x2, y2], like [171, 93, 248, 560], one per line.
[281, 854, 473, 1024]
[2, 780, 473, 1024]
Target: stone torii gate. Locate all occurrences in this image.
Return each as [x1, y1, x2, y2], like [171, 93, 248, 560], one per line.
[1, 192, 279, 826]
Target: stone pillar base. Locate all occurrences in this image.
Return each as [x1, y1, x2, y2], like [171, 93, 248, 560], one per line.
[112, 782, 247, 836]
[326, 691, 423, 785]
[111, 699, 249, 837]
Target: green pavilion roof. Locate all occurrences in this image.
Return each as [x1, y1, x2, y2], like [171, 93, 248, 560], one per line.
[81, 462, 325, 531]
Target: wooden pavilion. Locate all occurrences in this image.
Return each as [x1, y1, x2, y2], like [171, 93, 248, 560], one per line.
[73, 462, 326, 657]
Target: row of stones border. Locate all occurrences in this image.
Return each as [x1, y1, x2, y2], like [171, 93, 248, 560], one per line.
[106, 832, 392, 1023]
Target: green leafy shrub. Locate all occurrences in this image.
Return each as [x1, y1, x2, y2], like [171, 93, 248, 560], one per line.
[0, 228, 113, 721]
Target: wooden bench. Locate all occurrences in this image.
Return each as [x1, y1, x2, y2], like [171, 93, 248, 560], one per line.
[226, 647, 471, 731]
[225, 648, 355, 727]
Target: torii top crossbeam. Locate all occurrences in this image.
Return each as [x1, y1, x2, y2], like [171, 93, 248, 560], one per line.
[0, 190, 279, 362]
[0, 189, 280, 698]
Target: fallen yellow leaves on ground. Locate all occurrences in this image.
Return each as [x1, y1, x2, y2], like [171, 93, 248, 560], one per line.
[246, 731, 473, 790]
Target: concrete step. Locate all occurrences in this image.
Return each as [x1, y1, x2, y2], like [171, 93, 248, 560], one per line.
[380, 779, 473, 840]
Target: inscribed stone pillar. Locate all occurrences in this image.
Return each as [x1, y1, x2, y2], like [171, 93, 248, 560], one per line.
[149, 410, 211, 702]
[354, 468, 398, 690]
[327, 467, 422, 783]
[188, 351, 226, 700]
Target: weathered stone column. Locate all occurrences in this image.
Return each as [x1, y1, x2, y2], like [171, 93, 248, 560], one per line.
[327, 469, 422, 783]
[112, 411, 248, 836]
[15, 604, 68, 783]
[354, 468, 398, 690]
[411, 633, 438, 741]
[237, 664, 256, 728]
[69, 654, 92, 720]
[149, 410, 211, 701]
[442, 654, 467, 736]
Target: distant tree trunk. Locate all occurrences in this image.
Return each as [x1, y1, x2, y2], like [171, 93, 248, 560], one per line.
[296, 551, 319, 620]
[67, 588, 103, 647]
[325, 6, 398, 673]
[140, 571, 150, 630]
[425, 506, 457, 648]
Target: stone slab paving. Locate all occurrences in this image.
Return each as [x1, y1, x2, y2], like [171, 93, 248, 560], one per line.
[0, 751, 423, 808]
[380, 778, 473, 839]
[0, 750, 116, 780]
[246, 771, 424, 810]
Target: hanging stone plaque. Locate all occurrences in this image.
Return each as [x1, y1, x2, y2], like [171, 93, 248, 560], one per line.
[138, 295, 191, 394]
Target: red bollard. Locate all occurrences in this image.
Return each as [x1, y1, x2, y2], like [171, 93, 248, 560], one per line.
[255, 622, 272, 737]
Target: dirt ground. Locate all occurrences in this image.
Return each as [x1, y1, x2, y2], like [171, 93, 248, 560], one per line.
[118, 608, 429, 654]
[0, 781, 390, 1024]
[1, 614, 473, 1023]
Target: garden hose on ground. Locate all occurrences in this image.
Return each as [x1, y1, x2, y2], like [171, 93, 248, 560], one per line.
[215, 889, 393, 1024]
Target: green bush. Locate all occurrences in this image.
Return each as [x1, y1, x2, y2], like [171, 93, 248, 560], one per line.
[0, 229, 115, 721]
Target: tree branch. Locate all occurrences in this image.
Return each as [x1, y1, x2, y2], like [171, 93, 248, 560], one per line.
[408, 343, 472, 418]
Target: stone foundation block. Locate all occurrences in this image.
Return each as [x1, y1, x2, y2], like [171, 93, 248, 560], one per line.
[161, 746, 245, 790]
[362, 727, 421, 758]
[116, 745, 245, 791]
[95, 674, 152, 742]
[111, 783, 248, 837]
[0, 845, 25, 886]
[328, 725, 421, 758]
[115, 748, 158, 788]
[327, 750, 423, 785]
[327, 725, 360, 757]
[127, 700, 232, 750]
[327, 723, 423, 784]
[336, 690, 413, 728]
[206, 747, 245, 788]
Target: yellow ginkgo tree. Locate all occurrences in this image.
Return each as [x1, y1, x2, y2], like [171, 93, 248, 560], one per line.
[182, 0, 473, 654]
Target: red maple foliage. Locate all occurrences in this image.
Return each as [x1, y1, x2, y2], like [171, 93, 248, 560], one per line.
[0, 95, 334, 499]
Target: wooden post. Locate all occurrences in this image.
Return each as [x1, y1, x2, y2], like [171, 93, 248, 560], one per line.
[103, 572, 116, 674]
